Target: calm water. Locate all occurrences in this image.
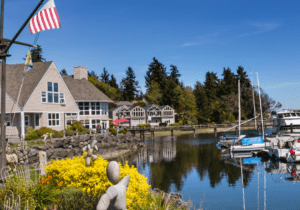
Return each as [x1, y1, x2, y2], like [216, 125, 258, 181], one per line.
[125, 129, 300, 210]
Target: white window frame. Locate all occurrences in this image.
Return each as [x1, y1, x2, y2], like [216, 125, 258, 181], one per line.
[48, 113, 60, 127]
[41, 91, 46, 103]
[60, 93, 66, 104]
[43, 82, 64, 104]
[34, 114, 40, 127]
[91, 119, 101, 129]
[80, 119, 90, 129]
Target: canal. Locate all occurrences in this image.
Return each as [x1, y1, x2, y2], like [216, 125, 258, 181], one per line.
[124, 129, 299, 209]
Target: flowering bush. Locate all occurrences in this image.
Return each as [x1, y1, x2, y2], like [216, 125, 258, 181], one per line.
[45, 155, 151, 209]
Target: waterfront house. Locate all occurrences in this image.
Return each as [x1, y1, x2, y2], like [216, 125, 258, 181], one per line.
[1, 62, 113, 139]
[0, 62, 79, 138]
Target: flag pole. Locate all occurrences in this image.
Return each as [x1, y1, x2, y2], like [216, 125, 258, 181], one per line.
[0, 0, 44, 172]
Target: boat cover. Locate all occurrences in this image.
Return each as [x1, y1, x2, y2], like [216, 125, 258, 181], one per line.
[243, 158, 261, 164]
[241, 136, 264, 145]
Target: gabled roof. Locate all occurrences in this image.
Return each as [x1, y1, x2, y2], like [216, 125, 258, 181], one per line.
[0, 61, 52, 107]
[62, 75, 113, 102]
[109, 105, 131, 112]
[143, 104, 160, 110]
[114, 101, 133, 106]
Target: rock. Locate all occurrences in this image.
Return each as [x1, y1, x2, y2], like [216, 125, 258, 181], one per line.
[46, 148, 55, 159]
[51, 148, 68, 159]
[53, 139, 64, 148]
[28, 149, 38, 158]
[6, 154, 18, 163]
[28, 155, 39, 164]
[106, 161, 120, 185]
[32, 145, 47, 150]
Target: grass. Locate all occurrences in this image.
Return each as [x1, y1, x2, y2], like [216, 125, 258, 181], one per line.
[27, 140, 45, 147]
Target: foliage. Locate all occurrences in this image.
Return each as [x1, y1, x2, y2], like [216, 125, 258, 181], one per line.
[65, 129, 76, 136]
[56, 186, 100, 210]
[170, 123, 180, 126]
[121, 67, 140, 101]
[145, 57, 167, 91]
[45, 156, 151, 209]
[145, 81, 163, 105]
[159, 123, 167, 126]
[25, 132, 39, 140]
[0, 175, 36, 209]
[35, 174, 60, 209]
[26, 126, 34, 135]
[88, 76, 119, 101]
[66, 125, 73, 130]
[71, 121, 84, 132]
[29, 45, 45, 62]
[133, 189, 179, 210]
[36, 127, 56, 137]
[27, 140, 44, 147]
[137, 124, 145, 127]
[120, 129, 127, 134]
[109, 128, 117, 135]
[109, 122, 115, 128]
[60, 68, 68, 76]
[109, 74, 119, 89]
[100, 68, 110, 84]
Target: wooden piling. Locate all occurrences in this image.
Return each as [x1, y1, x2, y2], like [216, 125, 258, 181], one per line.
[214, 127, 217, 137]
[291, 123, 293, 133]
[171, 129, 173, 136]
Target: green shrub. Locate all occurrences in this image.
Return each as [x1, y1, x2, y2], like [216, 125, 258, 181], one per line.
[26, 126, 34, 134]
[34, 180, 60, 209]
[65, 129, 76, 136]
[53, 131, 63, 138]
[67, 125, 73, 130]
[72, 121, 84, 132]
[25, 132, 39, 140]
[144, 123, 150, 127]
[36, 127, 56, 137]
[159, 123, 167, 126]
[170, 123, 179, 126]
[137, 124, 144, 127]
[109, 128, 117, 135]
[79, 127, 90, 135]
[109, 122, 115, 128]
[178, 120, 184, 125]
[120, 129, 127, 134]
[56, 186, 100, 210]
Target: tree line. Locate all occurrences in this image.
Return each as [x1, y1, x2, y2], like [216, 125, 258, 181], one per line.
[28, 45, 281, 124]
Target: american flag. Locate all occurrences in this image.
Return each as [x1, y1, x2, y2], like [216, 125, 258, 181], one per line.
[29, 0, 61, 34]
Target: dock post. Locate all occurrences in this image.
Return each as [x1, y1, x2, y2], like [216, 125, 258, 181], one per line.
[171, 129, 173, 136]
[133, 130, 135, 136]
[214, 126, 217, 137]
[291, 123, 293, 133]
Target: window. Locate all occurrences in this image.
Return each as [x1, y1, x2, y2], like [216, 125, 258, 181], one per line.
[80, 120, 90, 129]
[66, 119, 77, 126]
[25, 115, 29, 126]
[78, 102, 90, 115]
[91, 119, 101, 129]
[101, 103, 108, 115]
[47, 82, 52, 91]
[44, 82, 64, 104]
[34, 114, 40, 127]
[41, 92, 46, 102]
[54, 83, 58, 92]
[60, 93, 65, 103]
[48, 113, 60, 126]
[91, 102, 100, 115]
[54, 93, 59, 103]
[5, 116, 11, 127]
[66, 113, 77, 116]
[48, 93, 53, 103]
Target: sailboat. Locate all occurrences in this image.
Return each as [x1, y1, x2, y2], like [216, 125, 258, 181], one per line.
[231, 76, 266, 152]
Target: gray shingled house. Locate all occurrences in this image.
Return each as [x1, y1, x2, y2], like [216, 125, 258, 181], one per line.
[0, 62, 113, 139]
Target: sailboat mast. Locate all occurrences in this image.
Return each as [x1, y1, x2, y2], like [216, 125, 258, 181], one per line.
[256, 73, 264, 138]
[238, 79, 241, 137]
[250, 69, 257, 130]
[240, 158, 246, 210]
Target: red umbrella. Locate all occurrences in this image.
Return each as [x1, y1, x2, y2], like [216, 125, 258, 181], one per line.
[112, 119, 122, 126]
[119, 118, 129, 123]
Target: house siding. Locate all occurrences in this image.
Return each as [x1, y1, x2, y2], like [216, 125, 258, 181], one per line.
[24, 63, 79, 113]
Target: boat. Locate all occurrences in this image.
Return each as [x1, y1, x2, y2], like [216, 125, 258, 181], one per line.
[271, 110, 300, 134]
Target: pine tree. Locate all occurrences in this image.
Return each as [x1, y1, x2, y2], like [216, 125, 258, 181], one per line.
[121, 67, 139, 101]
[169, 64, 181, 84]
[28, 45, 45, 62]
[145, 57, 167, 90]
[60, 68, 68, 76]
[88, 70, 98, 79]
[100, 68, 110, 84]
[194, 82, 210, 122]
[108, 74, 118, 89]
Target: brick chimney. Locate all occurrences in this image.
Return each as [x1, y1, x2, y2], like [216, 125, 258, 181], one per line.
[74, 66, 88, 80]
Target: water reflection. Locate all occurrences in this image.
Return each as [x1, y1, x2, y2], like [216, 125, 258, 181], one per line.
[124, 132, 300, 209]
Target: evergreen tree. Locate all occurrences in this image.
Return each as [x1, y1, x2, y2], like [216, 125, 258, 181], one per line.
[169, 64, 181, 84]
[29, 45, 45, 62]
[236, 66, 250, 88]
[100, 68, 110, 84]
[145, 57, 167, 90]
[121, 67, 139, 101]
[204, 72, 220, 99]
[108, 74, 118, 89]
[60, 68, 68, 76]
[145, 82, 163, 104]
[88, 70, 98, 79]
[220, 67, 236, 95]
[163, 77, 180, 108]
[194, 82, 209, 122]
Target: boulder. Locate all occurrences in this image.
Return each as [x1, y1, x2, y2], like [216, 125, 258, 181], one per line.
[53, 139, 64, 148]
[28, 149, 38, 158]
[6, 154, 18, 163]
[28, 156, 39, 164]
[69, 139, 79, 147]
[46, 148, 55, 159]
[31, 145, 47, 150]
[51, 148, 68, 159]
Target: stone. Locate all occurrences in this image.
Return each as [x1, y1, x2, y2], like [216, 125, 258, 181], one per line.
[32, 145, 47, 150]
[46, 148, 55, 159]
[28, 149, 38, 158]
[6, 154, 18, 163]
[51, 148, 68, 159]
[106, 161, 120, 185]
[53, 139, 64, 148]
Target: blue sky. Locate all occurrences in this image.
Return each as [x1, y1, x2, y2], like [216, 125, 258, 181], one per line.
[5, 0, 300, 109]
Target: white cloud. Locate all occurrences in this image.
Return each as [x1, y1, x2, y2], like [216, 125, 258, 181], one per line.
[181, 32, 219, 47]
[238, 21, 280, 37]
